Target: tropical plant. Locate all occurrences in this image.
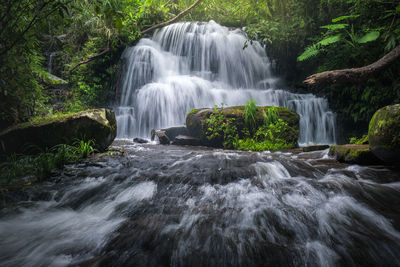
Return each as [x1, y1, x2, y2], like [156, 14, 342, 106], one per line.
[244, 99, 257, 133]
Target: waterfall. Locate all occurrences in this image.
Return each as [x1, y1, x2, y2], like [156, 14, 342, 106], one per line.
[116, 21, 336, 145]
[47, 52, 55, 74]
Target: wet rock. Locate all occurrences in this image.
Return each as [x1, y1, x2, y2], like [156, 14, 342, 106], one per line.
[368, 104, 400, 165]
[133, 138, 149, 144]
[302, 145, 330, 152]
[163, 126, 189, 140]
[172, 135, 201, 146]
[186, 106, 299, 148]
[151, 127, 189, 145]
[151, 129, 156, 141]
[186, 106, 299, 139]
[155, 130, 170, 145]
[0, 108, 116, 155]
[328, 144, 383, 165]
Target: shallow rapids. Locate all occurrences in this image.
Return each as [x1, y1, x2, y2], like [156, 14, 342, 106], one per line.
[1, 142, 399, 266]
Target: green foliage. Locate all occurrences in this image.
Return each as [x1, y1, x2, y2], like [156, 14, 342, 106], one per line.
[0, 139, 97, 184]
[235, 117, 295, 151]
[356, 31, 380, 44]
[349, 134, 369, 145]
[75, 140, 97, 158]
[205, 105, 238, 149]
[244, 99, 257, 133]
[204, 103, 296, 151]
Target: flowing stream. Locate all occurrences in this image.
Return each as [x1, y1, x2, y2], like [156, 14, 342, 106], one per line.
[0, 143, 399, 266]
[115, 21, 336, 145]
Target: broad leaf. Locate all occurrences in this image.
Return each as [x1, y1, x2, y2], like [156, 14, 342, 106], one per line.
[332, 15, 360, 22]
[356, 31, 380, 43]
[317, 34, 342, 46]
[320, 24, 348, 30]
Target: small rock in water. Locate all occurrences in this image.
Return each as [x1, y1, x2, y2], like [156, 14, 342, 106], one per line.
[172, 135, 201, 146]
[133, 138, 149, 144]
[155, 130, 170, 145]
[302, 145, 330, 152]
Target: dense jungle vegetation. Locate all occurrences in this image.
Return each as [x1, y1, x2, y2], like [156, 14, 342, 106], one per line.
[1, 0, 399, 138]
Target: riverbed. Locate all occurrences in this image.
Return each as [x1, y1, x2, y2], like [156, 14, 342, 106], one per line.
[1, 141, 399, 266]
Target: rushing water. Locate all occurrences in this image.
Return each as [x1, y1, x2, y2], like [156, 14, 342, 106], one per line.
[0, 142, 399, 266]
[115, 21, 336, 144]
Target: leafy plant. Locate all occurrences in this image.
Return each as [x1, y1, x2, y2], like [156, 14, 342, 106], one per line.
[205, 105, 238, 149]
[75, 140, 97, 158]
[349, 134, 368, 145]
[297, 14, 381, 62]
[244, 99, 257, 133]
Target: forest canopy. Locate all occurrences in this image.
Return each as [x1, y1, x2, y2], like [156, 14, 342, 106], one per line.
[0, 0, 399, 135]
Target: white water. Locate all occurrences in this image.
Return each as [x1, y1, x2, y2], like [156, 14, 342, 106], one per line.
[116, 20, 336, 144]
[47, 52, 55, 74]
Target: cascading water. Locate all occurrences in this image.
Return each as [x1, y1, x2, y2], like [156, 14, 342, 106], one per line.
[116, 21, 336, 144]
[47, 52, 55, 74]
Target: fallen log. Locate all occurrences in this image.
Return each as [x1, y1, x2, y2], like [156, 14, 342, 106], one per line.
[303, 45, 400, 87]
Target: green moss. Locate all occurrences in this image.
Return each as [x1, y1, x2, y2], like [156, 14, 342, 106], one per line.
[187, 109, 201, 117]
[329, 144, 382, 165]
[369, 104, 400, 151]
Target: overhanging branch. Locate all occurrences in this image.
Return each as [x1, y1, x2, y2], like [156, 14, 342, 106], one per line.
[141, 0, 204, 35]
[303, 45, 400, 87]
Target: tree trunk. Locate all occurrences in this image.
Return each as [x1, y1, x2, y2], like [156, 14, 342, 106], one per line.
[303, 45, 400, 87]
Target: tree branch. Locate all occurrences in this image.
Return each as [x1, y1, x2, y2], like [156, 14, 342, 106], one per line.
[303, 45, 400, 87]
[69, 48, 110, 73]
[141, 0, 204, 35]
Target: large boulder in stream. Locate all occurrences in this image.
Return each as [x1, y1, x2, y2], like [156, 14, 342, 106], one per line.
[328, 144, 383, 165]
[368, 104, 400, 165]
[0, 108, 117, 156]
[186, 106, 299, 148]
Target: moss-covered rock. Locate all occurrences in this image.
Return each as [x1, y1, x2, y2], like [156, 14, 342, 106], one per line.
[186, 106, 299, 148]
[368, 104, 400, 165]
[186, 106, 299, 138]
[328, 144, 383, 165]
[0, 108, 116, 156]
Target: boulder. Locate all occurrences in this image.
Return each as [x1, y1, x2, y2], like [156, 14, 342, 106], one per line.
[172, 135, 201, 146]
[154, 130, 170, 145]
[151, 126, 189, 144]
[328, 144, 383, 165]
[133, 138, 149, 144]
[302, 145, 330, 152]
[368, 104, 400, 165]
[0, 108, 116, 155]
[186, 106, 300, 147]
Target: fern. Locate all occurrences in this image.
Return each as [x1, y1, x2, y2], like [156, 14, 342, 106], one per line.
[297, 45, 319, 61]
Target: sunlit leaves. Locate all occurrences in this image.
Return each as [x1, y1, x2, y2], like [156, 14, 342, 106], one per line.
[331, 14, 360, 23]
[356, 31, 380, 44]
[320, 24, 348, 30]
[297, 46, 319, 61]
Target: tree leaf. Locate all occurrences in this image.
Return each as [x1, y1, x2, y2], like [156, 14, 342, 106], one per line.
[356, 31, 380, 43]
[332, 14, 360, 22]
[320, 24, 348, 30]
[316, 34, 342, 46]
